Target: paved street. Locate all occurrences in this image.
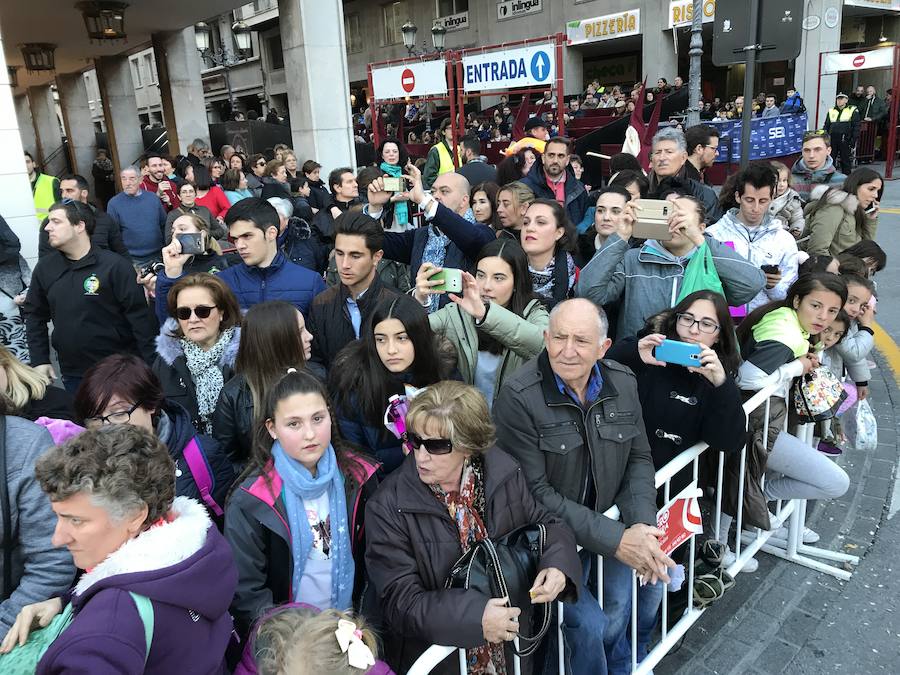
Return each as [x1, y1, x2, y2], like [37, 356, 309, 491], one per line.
[658, 162, 900, 675]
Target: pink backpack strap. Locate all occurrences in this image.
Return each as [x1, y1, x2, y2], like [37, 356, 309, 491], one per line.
[182, 437, 224, 516]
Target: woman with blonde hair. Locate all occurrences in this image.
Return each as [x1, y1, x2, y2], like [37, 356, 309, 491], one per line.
[0, 345, 74, 421]
[495, 181, 535, 240]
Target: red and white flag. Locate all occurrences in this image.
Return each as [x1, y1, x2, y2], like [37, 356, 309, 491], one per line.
[623, 79, 664, 172]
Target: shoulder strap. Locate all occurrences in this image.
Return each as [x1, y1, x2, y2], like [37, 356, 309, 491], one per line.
[182, 438, 224, 516]
[128, 592, 154, 665]
[0, 415, 9, 600]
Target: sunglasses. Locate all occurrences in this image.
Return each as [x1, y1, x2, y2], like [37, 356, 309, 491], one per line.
[175, 305, 217, 320]
[406, 432, 453, 455]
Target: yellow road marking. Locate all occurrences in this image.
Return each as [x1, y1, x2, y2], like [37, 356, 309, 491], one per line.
[878, 207, 900, 214]
[873, 320, 900, 385]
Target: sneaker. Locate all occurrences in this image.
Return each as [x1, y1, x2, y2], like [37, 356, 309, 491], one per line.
[770, 525, 820, 544]
[817, 440, 843, 456]
[723, 546, 759, 573]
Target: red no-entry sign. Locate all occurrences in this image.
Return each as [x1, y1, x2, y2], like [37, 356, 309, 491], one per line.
[401, 68, 415, 93]
[853, 54, 866, 68]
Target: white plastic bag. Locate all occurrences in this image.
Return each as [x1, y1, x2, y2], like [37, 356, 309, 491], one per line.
[845, 399, 878, 452]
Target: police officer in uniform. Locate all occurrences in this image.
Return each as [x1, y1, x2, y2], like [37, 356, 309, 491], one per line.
[823, 93, 860, 174]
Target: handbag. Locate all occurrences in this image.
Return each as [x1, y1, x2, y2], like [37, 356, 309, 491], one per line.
[676, 242, 725, 304]
[845, 399, 878, 452]
[792, 367, 848, 422]
[444, 524, 550, 657]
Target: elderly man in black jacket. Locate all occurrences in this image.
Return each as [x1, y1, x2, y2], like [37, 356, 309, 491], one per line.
[521, 136, 590, 227]
[648, 127, 723, 223]
[494, 298, 673, 675]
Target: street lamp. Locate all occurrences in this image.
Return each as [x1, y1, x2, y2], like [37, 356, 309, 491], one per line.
[76, 1, 128, 42]
[194, 21, 252, 121]
[400, 20, 448, 55]
[20, 43, 56, 72]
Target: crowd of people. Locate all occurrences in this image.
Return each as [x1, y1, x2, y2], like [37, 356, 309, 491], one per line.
[0, 88, 886, 674]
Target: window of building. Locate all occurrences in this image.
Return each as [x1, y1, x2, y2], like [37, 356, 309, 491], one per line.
[130, 58, 142, 87]
[267, 35, 284, 70]
[143, 53, 157, 84]
[381, 1, 407, 46]
[437, 0, 467, 16]
[345, 14, 362, 54]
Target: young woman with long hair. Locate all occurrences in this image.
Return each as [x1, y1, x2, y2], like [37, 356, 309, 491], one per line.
[0, 344, 74, 420]
[521, 198, 578, 308]
[803, 167, 883, 256]
[470, 181, 501, 231]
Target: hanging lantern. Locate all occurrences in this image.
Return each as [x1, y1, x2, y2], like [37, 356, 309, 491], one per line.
[401, 21, 417, 52]
[21, 44, 57, 72]
[194, 22, 212, 53]
[232, 21, 251, 53]
[75, 1, 128, 42]
[7, 66, 19, 88]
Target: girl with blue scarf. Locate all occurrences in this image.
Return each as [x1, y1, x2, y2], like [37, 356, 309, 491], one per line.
[225, 370, 381, 638]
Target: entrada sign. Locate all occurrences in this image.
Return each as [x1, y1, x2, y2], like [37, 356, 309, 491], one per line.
[461, 44, 555, 92]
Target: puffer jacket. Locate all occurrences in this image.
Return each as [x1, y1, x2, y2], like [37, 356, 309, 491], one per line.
[577, 233, 765, 339]
[823, 322, 874, 385]
[802, 185, 877, 256]
[428, 299, 548, 403]
[790, 157, 846, 203]
[365, 447, 580, 675]
[225, 451, 380, 637]
[768, 188, 805, 235]
[708, 208, 799, 311]
[153, 319, 241, 433]
[493, 351, 658, 557]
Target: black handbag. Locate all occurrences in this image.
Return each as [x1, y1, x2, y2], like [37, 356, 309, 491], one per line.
[444, 523, 551, 657]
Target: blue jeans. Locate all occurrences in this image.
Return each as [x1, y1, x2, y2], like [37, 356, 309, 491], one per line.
[61, 375, 82, 394]
[554, 549, 609, 674]
[602, 556, 665, 673]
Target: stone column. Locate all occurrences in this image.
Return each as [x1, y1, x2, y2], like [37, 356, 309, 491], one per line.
[95, 55, 144, 184]
[795, 0, 843, 128]
[278, 0, 356, 172]
[27, 85, 66, 177]
[642, 14, 679, 84]
[14, 95, 37, 159]
[56, 73, 97, 191]
[152, 27, 210, 157]
[0, 31, 40, 262]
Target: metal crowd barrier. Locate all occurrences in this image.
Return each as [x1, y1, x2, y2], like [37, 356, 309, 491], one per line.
[407, 379, 860, 675]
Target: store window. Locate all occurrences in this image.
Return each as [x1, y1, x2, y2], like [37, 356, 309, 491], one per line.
[144, 53, 157, 84]
[382, 1, 407, 46]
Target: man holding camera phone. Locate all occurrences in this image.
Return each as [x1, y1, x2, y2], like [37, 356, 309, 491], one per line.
[708, 164, 799, 311]
[577, 193, 765, 338]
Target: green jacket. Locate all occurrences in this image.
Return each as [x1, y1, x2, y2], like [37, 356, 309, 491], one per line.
[802, 185, 877, 256]
[429, 298, 548, 401]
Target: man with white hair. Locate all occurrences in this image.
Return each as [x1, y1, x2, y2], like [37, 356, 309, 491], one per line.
[647, 127, 722, 223]
[494, 298, 671, 674]
[105, 166, 167, 265]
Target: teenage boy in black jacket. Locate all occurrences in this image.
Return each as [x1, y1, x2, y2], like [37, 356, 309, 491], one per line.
[23, 201, 157, 392]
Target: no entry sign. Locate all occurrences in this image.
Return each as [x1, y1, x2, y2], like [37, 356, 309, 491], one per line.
[371, 60, 448, 100]
[401, 68, 415, 93]
[822, 47, 893, 74]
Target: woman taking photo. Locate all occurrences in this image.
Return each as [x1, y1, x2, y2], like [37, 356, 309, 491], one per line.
[221, 168, 254, 205]
[1, 424, 237, 672]
[0, 344, 74, 420]
[154, 273, 241, 435]
[521, 198, 578, 309]
[164, 182, 214, 243]
[365, 381, 579, 675]
[470, 181, 501, 231]
[192, 165, 231, 221]
[376, 137, 413, 233]
[329, 295, 453, 474]
[803, 167, 882, 256]
[225, 369, 380, 637]
[575, 185, 632, 266]
[414, 240, 547, 408]
[495, 181, 534, 240]
[214, 300, 314, 467]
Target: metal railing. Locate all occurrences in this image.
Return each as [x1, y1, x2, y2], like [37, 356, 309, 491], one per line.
[407, 380, 859, 675]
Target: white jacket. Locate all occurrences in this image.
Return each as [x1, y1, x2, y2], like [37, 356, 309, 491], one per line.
[708, 209, 799, 312]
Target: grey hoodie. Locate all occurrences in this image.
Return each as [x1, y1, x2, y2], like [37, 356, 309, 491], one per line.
[0, 416, 75, 639]
[577, 233, 765, 338]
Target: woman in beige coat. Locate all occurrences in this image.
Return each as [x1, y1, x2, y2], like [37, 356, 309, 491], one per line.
[802, 167, 882, 256]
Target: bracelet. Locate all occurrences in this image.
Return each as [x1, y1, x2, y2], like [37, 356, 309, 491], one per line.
[474, 301, 490, 326]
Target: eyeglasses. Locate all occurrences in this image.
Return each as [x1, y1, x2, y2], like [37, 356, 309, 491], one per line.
[86, 402, 141, 427]
[406, 432, 453, 455]
[175, 305, 217, 320]
[676, 313, 720, 334]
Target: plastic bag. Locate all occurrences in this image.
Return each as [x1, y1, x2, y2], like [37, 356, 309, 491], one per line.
[845, 399, 878, 452]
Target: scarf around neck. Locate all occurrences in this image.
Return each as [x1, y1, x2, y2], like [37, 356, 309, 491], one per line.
[181, 326, 235, 434]
[530, 251, 575, 302]
[273, 441, 354, 610]
[380, 162, 408, 226]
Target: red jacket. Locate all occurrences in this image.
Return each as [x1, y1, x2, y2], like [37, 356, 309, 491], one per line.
[195, 186, 231, 219]
[140, 175, 181, 212]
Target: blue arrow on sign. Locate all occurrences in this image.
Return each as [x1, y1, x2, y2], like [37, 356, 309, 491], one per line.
[530, 51, 551, 82]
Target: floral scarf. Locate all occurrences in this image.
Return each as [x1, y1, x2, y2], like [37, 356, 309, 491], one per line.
[181, 327, 234, 434]
[529, 251, 576, 302]
[430, 457, 506, 675]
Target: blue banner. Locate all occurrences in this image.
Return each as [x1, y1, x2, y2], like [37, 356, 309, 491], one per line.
[709, 113, 807, 163]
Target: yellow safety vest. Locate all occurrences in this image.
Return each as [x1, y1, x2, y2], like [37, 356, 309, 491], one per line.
[827, 106, 857, 123]
[32, 173, 57, 221]
[434, 141, 460, 176]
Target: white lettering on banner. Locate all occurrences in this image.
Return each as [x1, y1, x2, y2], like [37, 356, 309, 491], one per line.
[437, 11, 469, 32]
[497, 0, 543, 21]
[566, 10, 641, 45]
[461, 44, 556, 93]
[769, 126, 786, 139]
[821, 48, 894, 75]
[371, 60, 448, 101]
[668, 0, 716, 29]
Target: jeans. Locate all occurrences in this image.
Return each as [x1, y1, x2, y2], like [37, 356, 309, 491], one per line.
[763, 430, 850, 501]
[555, 549, 609, 674]
[602, 557, 665, 673]
[61, 375, 82, 393]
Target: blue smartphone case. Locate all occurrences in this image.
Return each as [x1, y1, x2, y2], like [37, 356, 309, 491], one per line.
[655, 339, 702, 367]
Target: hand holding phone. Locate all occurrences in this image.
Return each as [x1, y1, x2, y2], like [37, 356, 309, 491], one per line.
[430, 268, 463, 294]
[176, 232, 204, 255]
[654, 339, 702, 367]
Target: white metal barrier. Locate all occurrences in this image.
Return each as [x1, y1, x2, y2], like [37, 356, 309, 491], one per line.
[408, 381, 859, 675]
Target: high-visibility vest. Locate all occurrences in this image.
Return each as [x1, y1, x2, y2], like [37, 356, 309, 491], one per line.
[32, 173, 57, 221]
[434, 141, 460, 176]
[827, 106, 857, 123]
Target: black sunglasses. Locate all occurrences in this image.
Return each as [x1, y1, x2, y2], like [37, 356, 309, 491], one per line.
[406, 432, 453, 455]
[175, 305, 216, 320]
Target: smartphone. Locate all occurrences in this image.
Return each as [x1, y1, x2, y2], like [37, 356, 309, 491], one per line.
[176, 232, 204, 255]
[865, 203, 878, 215]
[382, 176, 405, 192]
[655, 339, 702, 367]
[761, 264, 780, 274]
[632, 199, 673, 241]
[430, 268, 463, 293]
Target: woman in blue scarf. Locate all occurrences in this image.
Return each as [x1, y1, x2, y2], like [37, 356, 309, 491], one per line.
[377, 137, 414, 233]
[225, 369, 381, 638]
